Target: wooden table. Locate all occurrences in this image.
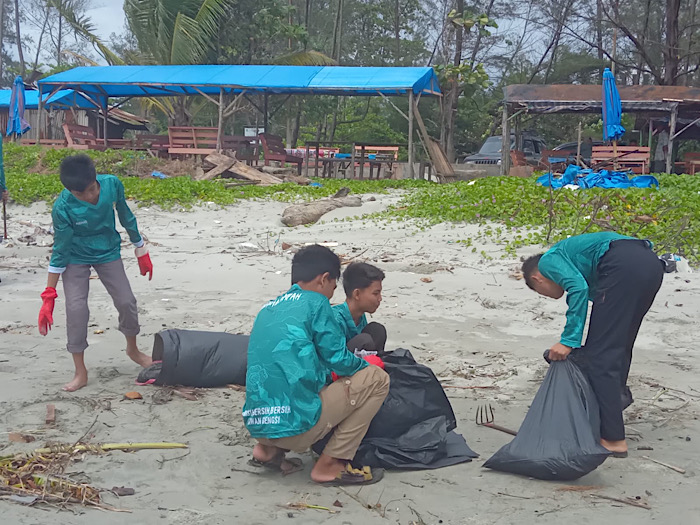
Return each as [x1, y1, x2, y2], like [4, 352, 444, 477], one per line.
[304, 141, 406, 179]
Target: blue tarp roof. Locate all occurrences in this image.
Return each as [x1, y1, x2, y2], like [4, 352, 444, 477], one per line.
[38, 65, 441, 99]
[0, 89, 97, 109]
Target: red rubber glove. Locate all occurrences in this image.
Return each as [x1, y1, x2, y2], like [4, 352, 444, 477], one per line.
[135, 247, 153, 280]
[38, 287, 58, 336]
[332, 355, 385, 382]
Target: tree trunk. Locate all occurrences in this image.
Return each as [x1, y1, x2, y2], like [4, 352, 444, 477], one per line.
[686, 0, 697, 85]
[14, 0, 25, 75]
[32, 1, 52, 74]
[596, 0, 604, 62]
[395, 0, 400, 64]
[664, 0, 681, 85]
[0, 0, 5, 82]
[304, 0, 311, 50]
[57, 3, 63, 66]
[445, 0, 464, 163]
[291, 102, 302, 150]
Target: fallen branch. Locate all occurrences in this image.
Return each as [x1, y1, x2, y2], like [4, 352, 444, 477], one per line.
[590, 494, 651, 510]
[642, 455, 686, 474]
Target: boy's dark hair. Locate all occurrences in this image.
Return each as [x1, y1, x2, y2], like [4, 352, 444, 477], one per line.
[342, 262, 385, 295]
[522, 254, 544, 290]
[291, 244, 341, 284]
[60, 155, 97, 192]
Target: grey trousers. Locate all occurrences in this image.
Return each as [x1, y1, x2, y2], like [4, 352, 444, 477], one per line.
[62, 258, 140, 353]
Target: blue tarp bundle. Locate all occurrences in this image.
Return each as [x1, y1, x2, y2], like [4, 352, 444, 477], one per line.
[537, 164, 659, 189]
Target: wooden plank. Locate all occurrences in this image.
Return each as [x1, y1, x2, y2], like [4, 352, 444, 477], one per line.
[412, 101, 455, 182]
[227, 160, 283, 185]
[46, 404, 56, 426]
[202, 152, 237, 180]
[169, 147, 216, 155]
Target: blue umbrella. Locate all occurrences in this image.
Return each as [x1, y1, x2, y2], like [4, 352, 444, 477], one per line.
[602, 68, 625, 141]
[6, 76, 31, 138]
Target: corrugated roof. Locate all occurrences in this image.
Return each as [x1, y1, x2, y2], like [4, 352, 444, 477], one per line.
[38, 65, 442, 99]
[504, 84, 700, 113]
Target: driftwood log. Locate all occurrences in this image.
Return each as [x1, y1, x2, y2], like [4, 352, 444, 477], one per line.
[282, 189, 361, 227]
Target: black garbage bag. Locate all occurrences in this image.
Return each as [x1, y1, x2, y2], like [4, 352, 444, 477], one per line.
[366, 348, 457, 439]
[138, 329, 248, 388]
[483, 357, 611, 481]
[313, 349, 477, 469]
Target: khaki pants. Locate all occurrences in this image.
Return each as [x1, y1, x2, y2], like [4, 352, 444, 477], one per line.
[258, 365, 389, 460]
[63, 259, 140, 354]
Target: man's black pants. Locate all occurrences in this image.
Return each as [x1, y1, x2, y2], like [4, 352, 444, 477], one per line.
[571, 240, 664, 441]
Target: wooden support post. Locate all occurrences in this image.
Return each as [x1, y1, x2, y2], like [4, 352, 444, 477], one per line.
[501, 103, 510, 176]
[648, 118, 653, 149]
[38, 93, 44, 141]
[217, 88, 225, 152]
[102, 97, 108, 146]
[263, 94, 269, 134]
[667, 104, 678, 174]
[351, 142, 356, 179]
[576, 121, 583, 166]
[408, 91, 415, 179]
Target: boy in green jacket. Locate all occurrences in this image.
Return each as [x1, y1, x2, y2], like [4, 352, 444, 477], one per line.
[38, 155, 153, 391]
[333, 262, 387, 353]
[243, 245, 389, 485]
[522, 232, 664, 456]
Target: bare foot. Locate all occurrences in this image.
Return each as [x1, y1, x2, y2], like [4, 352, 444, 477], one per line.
[252, 443, 299, 474]
[126, 347, 153, 368]
[601, 438, 628, 453]
[63, 370, 88, 392]
[310, 453, 346, 482]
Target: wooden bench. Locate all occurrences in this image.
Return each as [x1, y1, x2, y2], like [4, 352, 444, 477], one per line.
[19, 138, 66, 149]
[591, 145, 650, 174]
[63, 123, 105, 150]
[259, 133, 302, 175]
[682, 152, 700, 175]
[168, 127, 259, 163]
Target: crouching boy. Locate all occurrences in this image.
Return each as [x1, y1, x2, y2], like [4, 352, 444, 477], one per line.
[243, 245, 389, 485]
[521, 232, 664, 457]
[333, 262, 387, 354]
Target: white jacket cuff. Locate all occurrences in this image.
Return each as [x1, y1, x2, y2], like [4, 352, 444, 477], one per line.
[48, 266, 66, 274]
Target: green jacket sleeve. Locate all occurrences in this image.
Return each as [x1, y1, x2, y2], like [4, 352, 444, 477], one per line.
[114, 178, 142, 246]
[48, 206, 74, 273]
[313, 302, 367, 376]
[539, 253, 589, 348]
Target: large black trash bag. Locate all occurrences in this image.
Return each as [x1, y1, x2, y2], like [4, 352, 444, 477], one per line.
[141, 329, 248, 388]
[365, 348, 457, 439]
[483, 357, 611, 481]
[313, 349, 477, 469]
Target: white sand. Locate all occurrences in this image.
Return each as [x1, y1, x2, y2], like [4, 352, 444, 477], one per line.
[1, 191, 699, 524]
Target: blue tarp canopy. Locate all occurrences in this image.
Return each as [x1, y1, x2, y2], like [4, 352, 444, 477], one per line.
[0, 89, 96, 109]
[37, 65, 441, 100]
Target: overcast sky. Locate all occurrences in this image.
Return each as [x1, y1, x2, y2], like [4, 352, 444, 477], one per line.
[86, 1, 127, 41]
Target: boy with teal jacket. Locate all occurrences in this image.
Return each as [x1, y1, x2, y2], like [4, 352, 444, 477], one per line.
[333, 262, 387, 353]
[243, 244, 389, 485]
[37, 155, 153, 391]
[522, 232, 664, 457]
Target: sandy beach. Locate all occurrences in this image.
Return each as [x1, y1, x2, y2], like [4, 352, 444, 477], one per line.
[1, 191, 698, 524]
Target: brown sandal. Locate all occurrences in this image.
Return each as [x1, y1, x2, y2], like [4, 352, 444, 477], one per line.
[317, 464, 385, 486]
[248, 453, 304, 476]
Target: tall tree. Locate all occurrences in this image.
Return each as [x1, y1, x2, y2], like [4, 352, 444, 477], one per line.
[14, 0, 25, 75]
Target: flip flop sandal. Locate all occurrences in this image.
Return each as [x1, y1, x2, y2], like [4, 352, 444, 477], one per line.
[318, 465, 385, 486]
[248, 454, 304, 476]
[610, 451, 628, 458]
